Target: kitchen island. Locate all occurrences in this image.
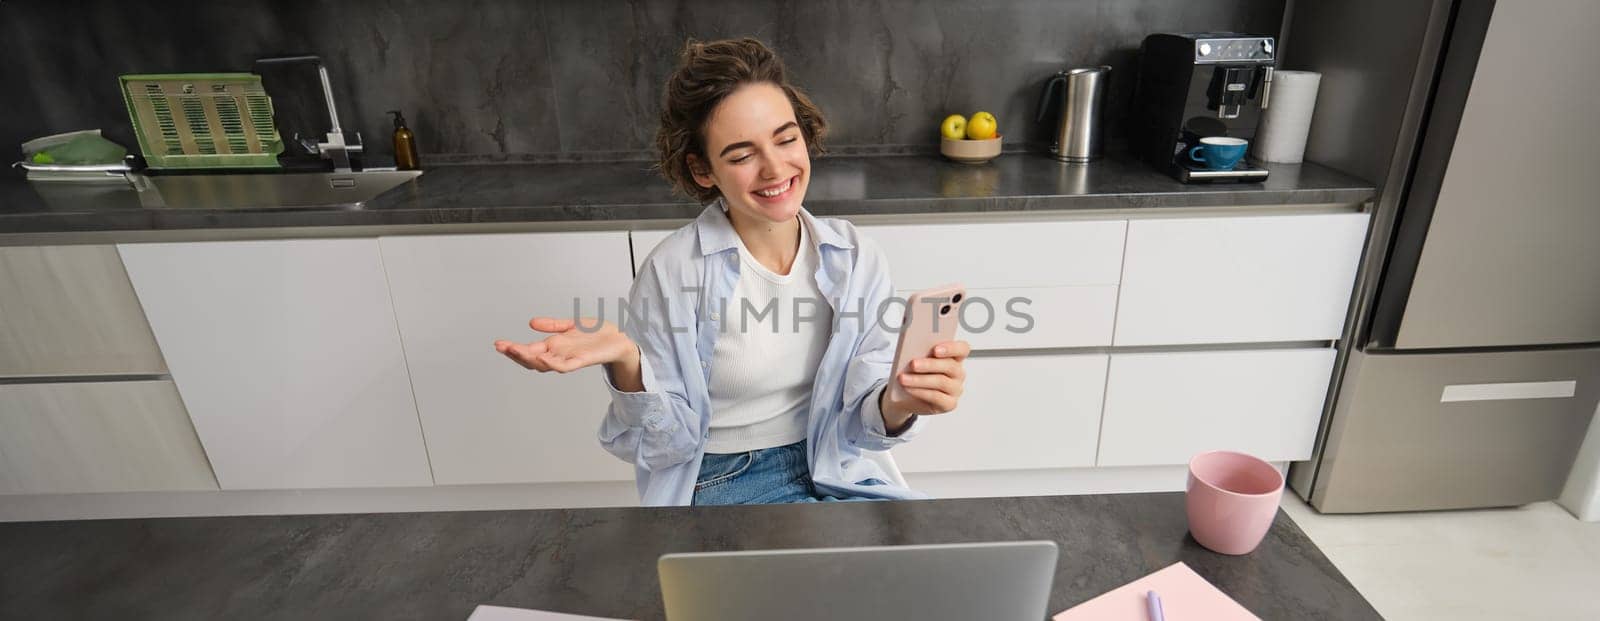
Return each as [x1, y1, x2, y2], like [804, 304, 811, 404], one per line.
[0, 492, 1382, 620]
[0, 152, 1378, 522]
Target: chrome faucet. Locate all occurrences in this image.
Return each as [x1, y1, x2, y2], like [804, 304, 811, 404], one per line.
[255, 55, 363, 172]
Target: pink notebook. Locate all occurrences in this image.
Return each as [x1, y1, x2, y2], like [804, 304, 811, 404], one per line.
[1052, 562, 1261, 621]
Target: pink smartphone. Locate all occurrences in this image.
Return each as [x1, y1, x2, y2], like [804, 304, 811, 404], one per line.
[886, 283, 966, 404]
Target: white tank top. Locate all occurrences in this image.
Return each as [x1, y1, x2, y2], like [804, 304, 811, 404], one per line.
[704, 218, 834, 454]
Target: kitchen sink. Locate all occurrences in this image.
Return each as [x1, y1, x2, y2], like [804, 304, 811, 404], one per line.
[131, 169, 423, 210]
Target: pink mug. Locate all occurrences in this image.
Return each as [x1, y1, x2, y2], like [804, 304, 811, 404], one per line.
[1186, 450, 1284, 555]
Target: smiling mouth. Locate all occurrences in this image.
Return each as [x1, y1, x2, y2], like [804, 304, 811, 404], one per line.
[752, 176, 796, 200]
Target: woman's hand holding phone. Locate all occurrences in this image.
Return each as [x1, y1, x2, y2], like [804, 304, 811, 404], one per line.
[880, 339, 971, 429]
[879, 283, 972, 433]
[494, 317, 642, 389]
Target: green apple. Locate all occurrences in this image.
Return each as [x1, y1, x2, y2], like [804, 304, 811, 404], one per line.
[940, 114, 968, 140]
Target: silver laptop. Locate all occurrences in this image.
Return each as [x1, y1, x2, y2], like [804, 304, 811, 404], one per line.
[658, 541, 1058, 621]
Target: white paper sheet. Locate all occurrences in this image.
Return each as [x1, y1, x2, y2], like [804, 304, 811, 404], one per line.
[466, 604, 632, 621]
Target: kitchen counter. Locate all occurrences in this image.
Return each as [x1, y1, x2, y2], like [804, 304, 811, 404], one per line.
[0, 493, 1381, 620]
[0, 153, 1374, 244]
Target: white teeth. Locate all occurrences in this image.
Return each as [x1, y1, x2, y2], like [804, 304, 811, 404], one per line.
[756, 178, 792, 198]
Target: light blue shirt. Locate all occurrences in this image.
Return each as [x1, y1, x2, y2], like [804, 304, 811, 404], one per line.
[600, 200, 929, 506]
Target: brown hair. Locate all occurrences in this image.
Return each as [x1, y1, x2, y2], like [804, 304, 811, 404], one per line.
[655, 38, 828, 203]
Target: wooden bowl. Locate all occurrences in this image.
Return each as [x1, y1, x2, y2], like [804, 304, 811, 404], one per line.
[940, 135, 1002, 164]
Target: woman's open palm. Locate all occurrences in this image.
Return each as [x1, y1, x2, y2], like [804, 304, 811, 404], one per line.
[494, 317, 633, 374]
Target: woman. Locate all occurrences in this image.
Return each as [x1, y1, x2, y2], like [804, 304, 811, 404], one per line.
[494, 38, 969, 506]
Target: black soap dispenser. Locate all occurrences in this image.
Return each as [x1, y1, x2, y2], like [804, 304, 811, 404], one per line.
[388, 110, 420, 170]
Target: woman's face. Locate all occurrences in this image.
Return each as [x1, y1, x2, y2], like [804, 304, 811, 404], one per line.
[691, 82, 811, 225]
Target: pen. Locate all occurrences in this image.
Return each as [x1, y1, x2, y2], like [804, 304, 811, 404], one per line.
[1146, 589, 1166, 621]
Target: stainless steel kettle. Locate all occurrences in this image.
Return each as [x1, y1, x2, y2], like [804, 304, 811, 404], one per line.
[1035, 66, 1112, 162]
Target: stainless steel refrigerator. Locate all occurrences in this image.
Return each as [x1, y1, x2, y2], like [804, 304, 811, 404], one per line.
[1283, 0, 1600, 512]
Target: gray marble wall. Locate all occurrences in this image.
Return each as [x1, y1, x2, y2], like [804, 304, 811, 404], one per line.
[1, 0, 1283, 165]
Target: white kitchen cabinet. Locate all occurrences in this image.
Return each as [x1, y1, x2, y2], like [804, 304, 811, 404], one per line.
[634, 221, 1125, 350]
[639, 220, 1126, 290]
[891, 285, 1117, 350]
[1113, 213, 1369, 346]
[631, 229, 677, 275]
[0, 380, 217, 495]
[1096, 349, 1337, 466]
[866, 220, 1124, 351]
[892, 354, 1107, 473]
[859, 220, 1126, 290]
[118, 239, 432, 490]
[380, 231, 636, 485]
[0, 245, 166, 376]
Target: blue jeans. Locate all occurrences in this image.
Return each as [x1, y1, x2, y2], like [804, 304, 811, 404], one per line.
[693, 441, 888, 505]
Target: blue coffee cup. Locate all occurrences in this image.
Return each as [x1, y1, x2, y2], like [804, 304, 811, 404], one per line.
[1188, 137, 1249, 171]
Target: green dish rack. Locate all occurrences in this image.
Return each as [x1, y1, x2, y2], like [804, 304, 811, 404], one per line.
[120, 73, 283, 169]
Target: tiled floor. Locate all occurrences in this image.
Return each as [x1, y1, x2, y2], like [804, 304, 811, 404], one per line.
[1282, 494, 1600, 620]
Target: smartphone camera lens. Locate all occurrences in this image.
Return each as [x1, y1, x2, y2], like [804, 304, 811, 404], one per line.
[939, 304, 951, 315]
[952, 293, 963, 304]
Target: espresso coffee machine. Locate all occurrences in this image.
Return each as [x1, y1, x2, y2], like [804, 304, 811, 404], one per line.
[1132, 33, 1275, 182]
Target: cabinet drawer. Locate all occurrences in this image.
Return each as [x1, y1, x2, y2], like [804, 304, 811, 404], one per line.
[1113, 213, 1369, 345]
[890, 285, 1117, 350]
[0, 380, 217, 495]
[1097, 349, 1336, 466]
[637, 225, 1120, 350]
[0, 245, 166, 376]
[861, 220, 1126, 290]
[632, 229, 677, 275]
[120, 239, 432, 490]
[382, 231, 637, 485]
[893, 354, 1107, 473]
[639, 221, 1126, 290]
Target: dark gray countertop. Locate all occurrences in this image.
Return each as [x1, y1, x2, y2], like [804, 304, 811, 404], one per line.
[0, 493, 1381, 620]
[0, 153, 1374, 242]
